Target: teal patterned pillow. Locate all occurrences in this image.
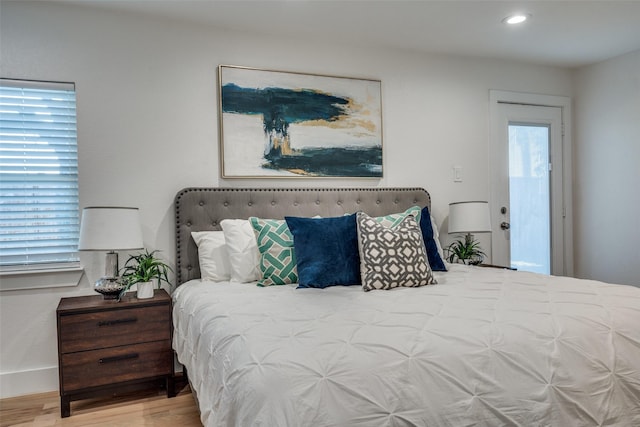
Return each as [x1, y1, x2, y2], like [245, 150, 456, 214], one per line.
[375, 206, 422, 227]
[249, 217, 297, 286]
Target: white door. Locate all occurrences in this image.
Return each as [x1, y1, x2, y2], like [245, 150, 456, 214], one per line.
[489, 91, 571, 276]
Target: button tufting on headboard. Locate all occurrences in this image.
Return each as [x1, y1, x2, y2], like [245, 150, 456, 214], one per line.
[174, 187, 431, 286]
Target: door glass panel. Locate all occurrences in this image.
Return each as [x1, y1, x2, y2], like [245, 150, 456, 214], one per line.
[508, 124, 551, 274]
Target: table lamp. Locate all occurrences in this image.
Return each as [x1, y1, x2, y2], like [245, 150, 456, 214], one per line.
[78, 207, 144, 299]
[448, 201, 491, 264]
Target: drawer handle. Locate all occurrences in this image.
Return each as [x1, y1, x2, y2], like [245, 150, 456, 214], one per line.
[99, 353, 139, 364]
[97, 317, 137, 327]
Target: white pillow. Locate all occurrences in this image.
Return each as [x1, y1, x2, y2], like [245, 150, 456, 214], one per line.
[191, 231, 231, 282]
[430, 215, 446, 262]
[220, 219, 261, 283]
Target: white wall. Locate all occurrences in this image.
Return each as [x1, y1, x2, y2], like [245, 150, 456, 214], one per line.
[0, 1, 573, 398]
[573, 50, 640, 287]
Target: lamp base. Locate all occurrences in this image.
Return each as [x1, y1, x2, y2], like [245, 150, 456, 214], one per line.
[94, 277, 125, 300]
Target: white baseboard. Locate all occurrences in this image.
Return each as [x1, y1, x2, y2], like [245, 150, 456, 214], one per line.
[0, 366, 58, 399]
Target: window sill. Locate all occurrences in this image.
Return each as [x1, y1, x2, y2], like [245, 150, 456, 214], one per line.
[0, 266, 84, 292]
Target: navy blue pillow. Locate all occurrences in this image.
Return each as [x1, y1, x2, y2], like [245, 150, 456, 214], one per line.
[419, 207, 447, 271]
[285, 214, 361, 288]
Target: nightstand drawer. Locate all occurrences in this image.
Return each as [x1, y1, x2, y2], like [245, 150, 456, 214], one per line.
[60, 339, 172, 391]
[59, 304, 170, 353]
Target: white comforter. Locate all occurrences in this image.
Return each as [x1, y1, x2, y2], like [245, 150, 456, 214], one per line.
[172, 265, 640, 427]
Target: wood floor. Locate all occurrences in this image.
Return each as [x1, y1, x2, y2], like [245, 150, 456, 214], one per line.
[0, 386, 201, 427]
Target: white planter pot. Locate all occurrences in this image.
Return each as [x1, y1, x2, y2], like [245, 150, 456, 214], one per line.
[136, 281, 155, 299]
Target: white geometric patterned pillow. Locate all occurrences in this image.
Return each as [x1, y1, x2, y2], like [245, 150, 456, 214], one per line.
[356, 212, 436, 291]
[374, 206, 422, 228]
[249, 217, 297, 286]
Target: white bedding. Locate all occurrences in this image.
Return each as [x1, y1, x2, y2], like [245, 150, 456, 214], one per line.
[172, 265, 640, 427]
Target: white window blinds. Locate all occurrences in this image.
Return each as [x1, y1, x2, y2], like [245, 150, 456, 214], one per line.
[0, 79, 80, 271]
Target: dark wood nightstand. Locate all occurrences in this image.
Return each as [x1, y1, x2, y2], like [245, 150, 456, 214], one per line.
[56, 289, 175, 417]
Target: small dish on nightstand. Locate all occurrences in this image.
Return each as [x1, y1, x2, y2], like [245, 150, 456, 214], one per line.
[94, 277, 126, 299]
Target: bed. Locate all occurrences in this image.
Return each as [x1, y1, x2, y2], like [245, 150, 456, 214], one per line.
[172, 187, 640, 427]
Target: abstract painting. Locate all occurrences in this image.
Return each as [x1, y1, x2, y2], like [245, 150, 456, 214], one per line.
[218, 65, 382, 178]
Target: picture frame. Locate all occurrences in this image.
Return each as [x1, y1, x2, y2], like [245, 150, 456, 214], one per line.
[218, 65, 383, 178]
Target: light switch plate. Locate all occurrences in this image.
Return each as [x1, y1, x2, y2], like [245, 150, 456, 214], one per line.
[453, 166, 462, 182]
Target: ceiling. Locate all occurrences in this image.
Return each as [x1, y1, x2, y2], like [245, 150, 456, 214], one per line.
[57, 0, 640, 68]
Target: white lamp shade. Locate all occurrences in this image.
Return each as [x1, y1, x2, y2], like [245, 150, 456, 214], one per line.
[448, 201, 492, 234]
[78, 207, 144, 251]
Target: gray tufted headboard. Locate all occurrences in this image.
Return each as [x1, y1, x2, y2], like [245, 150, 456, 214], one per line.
[174, 187, 431, 285]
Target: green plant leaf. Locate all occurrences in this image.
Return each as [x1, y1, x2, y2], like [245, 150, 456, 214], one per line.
[119, 249, 173, 292]
[445, 234, 486, 265]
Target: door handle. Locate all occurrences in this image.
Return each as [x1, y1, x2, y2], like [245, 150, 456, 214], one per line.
[500, 222, 511, 230]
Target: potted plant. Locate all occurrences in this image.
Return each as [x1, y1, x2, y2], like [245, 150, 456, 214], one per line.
[445, 234, 486, 265]
[120, 249, 172, 299]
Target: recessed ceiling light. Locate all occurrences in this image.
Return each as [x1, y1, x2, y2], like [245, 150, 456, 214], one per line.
[503, 14, 530, 25]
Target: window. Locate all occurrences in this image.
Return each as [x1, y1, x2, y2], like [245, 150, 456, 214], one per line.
[508, 124, 551, 274]
[0, 79, 79, 272]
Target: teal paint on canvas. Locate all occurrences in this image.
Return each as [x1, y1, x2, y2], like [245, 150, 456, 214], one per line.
[219, 66, 383, 178]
